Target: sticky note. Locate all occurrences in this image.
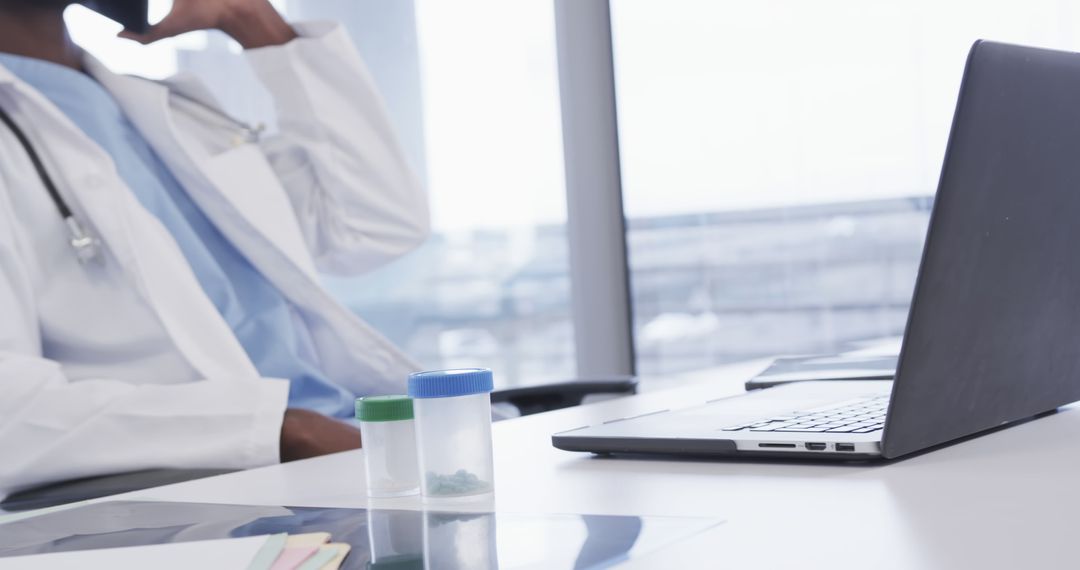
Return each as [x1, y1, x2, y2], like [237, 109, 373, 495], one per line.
[270, 546, 319, 570]
[286, 533, 331, 549]
[296, 543, 350, 570]
[318, 544, 351, 570]
[247, 533, 289, 570]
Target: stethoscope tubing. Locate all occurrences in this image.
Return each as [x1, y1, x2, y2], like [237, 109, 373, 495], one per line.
[0, 83, 259, 265]
[0, 103, 102, 263]
[0, 104, 74, 219]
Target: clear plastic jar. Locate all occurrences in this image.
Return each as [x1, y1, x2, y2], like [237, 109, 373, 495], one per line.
[356, 396, 420, 498]
[367, 509, 423, 566]
[408, 369, 496, 500]
[423, 511, 498, 569]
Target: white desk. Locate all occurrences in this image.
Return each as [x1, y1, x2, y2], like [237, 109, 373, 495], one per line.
[112, 362, 1077, 569]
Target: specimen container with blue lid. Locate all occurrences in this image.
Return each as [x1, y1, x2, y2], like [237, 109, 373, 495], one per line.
[407, 368, 496, 499]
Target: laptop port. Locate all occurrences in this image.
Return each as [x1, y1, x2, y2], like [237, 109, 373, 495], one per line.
[757, 443, 797, 448]
[836, 443, 856, 452]
[805, 442, 827, 451]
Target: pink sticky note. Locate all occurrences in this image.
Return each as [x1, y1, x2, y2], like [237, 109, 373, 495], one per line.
[270, 546, 320, 570]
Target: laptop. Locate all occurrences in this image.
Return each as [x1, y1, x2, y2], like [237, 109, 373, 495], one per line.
[553, 40, 1080, 460]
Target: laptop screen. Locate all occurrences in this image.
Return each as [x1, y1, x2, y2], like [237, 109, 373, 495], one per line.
[884, 40, 1080, 457]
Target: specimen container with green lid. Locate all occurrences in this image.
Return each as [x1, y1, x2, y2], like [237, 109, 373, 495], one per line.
[356, 395, 420, 497]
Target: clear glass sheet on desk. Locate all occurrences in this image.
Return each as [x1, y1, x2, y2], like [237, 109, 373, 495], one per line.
[0, 501, 723, 570]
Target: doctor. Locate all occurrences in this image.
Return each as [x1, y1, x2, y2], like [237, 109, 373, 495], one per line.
[0, 0, 429, 497]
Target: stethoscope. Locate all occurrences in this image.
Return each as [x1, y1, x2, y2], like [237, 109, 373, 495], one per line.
[0, 85, 263, 265]
[0, 104, 102, 263]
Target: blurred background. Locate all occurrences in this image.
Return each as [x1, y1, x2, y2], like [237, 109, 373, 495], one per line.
[66, 0, 1080, 386]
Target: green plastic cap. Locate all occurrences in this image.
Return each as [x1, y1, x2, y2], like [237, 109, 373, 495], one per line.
[367, 554, 424, 570]
[355, 395, 414, 422]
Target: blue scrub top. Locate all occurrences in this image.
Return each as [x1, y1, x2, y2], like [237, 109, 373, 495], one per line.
[0, 53, 356, 418]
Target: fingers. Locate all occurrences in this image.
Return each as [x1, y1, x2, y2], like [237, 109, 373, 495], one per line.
[117, 21, 183, 45]
[279, 408, 362, 462]
[116, 7, 201, 45]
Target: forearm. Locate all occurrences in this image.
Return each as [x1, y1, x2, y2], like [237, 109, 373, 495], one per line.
[0, 361, 289, 496]
[219, 1, 297, 49]
[247, 21, 430, 274]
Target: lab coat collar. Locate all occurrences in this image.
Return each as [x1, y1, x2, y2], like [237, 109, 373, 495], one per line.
[81, 51, 137, 89]
[85, 51, 320, 276]
[82, 54, 213, 184]
[83, 53, 228, 116]
[82, 53, 172, 128]
[0, 50, 219, 107]
[77, 54, 264, 382]
[0, 52, 177, 145]
[159, 72, 224, 110]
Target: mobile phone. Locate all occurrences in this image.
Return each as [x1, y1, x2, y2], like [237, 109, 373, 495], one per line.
[79, 0, 150, 34]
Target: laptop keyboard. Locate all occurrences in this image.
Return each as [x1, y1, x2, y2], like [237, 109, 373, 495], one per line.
[720, 395, 889, 434]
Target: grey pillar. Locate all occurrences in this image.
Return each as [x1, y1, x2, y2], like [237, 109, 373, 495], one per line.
[554, 0, 636, 377]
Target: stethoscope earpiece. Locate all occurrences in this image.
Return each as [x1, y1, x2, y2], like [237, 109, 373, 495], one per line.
[64, 216, 103, 264]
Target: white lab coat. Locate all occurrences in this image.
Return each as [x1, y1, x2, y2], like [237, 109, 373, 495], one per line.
[0, 22, 429, 498]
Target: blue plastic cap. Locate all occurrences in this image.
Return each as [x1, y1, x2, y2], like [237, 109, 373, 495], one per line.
[408, 368, 494, 399]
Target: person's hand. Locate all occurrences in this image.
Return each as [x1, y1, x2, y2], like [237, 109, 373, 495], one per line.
[279, 408, 362, 463]
[118, 0, 297, 49]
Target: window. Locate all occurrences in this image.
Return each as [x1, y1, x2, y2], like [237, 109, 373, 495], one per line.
[66, 0, 573, 386]
[67, 1, 1066, 387]
[610, 0, 1080, 377]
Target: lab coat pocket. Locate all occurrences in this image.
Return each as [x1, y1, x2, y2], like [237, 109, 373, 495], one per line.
[199, 144, 317, 279]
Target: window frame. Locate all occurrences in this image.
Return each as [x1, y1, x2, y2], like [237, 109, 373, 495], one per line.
[554, 0, 637, 378]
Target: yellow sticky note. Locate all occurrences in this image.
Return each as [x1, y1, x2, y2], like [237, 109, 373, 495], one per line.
[285, 533, 332, 549]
